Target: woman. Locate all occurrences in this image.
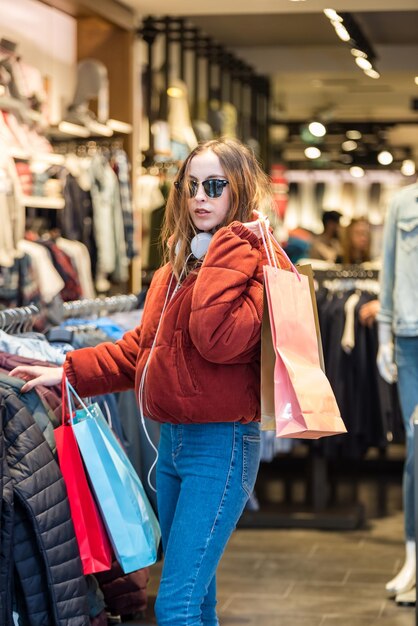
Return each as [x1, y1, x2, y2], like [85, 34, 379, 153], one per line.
[11, 137, 290, 626]
[339, 217, 371, 264]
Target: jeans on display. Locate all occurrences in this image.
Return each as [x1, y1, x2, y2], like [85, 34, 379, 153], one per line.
[395, 336, 418, 541]
[154, 421, 261, 626]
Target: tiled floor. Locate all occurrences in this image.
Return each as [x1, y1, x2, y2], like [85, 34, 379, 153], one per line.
[125, 465, 415, 625]
[127, 511, 415, 626]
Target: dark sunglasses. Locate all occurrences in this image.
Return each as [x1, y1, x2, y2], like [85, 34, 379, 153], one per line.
[174, 178, 229, 199]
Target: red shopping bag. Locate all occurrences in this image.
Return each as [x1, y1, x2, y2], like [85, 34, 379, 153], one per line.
[54, 378, 112, 574]
[259, 223, 346, 439]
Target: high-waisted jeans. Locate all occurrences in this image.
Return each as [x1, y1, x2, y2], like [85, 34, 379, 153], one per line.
[395, 336, 418, 541]
[154, 421, 261, 626]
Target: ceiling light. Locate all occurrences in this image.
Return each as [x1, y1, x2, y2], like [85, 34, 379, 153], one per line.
[350, 166, 365, 178]
[401, 159, 416, 176]
[333, 23, 351, 42]
[346, 130, 362, 140]
[351, 48, 368, 58]
[364, 68, 380, 79]
[355, 57, 372, 71]
[342, 140, 357, 151]
[324, 9, 343, 22]
[340, 154, 353, 164]
[305, 147, 321, 159]
[308, 121, 327, 137]
[415, 76, 418, 86]
[377, 150, 393, 165]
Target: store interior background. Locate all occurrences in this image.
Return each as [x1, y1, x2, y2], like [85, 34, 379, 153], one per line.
[1, 1, 418, 624]
[1, 0, 417, 523]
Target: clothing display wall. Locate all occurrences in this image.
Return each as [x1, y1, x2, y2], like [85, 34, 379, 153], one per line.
[284, 171, 411, 238]
[0, 105, 135, 305]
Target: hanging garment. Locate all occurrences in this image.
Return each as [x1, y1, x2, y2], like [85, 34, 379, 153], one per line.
[0, 373, 57, 452]
[17, 239, 65, 303]
[60, 168, 97, 276]
[89, 154, 129, 283]
[0, 387, 89, 625]
[35, 239, 83, 302]
[0, 254, 41, 310]
[112, 149, 135, 260]
[56, 238, 95, 299]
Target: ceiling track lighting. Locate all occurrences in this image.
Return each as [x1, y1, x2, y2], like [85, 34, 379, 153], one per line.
[308, 121, 327, 137]
[324, 10, 380, 79]
[401, 159, 416, 176]
[377, 150, 394, 166]
[305, 146, 322, 159]
[350, 166, 365, 178]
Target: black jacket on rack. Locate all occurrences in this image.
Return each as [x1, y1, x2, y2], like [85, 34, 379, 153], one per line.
[0, 387, 89, 626]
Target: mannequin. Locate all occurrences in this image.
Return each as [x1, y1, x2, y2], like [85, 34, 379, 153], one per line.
[377, 182, 418, 602]
[65, 59, 109, 127]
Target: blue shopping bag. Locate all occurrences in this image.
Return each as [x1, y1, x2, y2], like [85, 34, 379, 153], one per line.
[66, 380, 161, 574]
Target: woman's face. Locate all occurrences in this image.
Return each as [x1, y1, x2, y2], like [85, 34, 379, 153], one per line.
[350, 220, 370, 252]
[187, 150, 231, 232]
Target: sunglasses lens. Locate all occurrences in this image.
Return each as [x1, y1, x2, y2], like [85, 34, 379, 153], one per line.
[188, 180, 199, 197]
[185, 179, 228, 198]
[202, 179, 226, 198]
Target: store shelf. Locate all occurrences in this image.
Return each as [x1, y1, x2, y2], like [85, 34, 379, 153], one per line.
[22, 196, 65, 209]
[11, 150, 65, 166]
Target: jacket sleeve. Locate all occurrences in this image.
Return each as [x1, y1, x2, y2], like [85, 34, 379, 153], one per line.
[64, 325, 140, 397]
[377, 195, 398, 327]
[189, 222, 264, 364]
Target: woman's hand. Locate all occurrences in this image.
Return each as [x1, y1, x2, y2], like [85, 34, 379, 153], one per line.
[242, 211, 270, 238]
[358, 299, 380, 328]
[9, 365, 64, 393]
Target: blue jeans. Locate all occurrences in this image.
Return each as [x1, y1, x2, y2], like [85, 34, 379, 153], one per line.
[154, 421, 261, 626]
[395, 336, 418, 541]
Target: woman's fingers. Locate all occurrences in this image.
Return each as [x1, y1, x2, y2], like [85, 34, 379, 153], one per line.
[9, 365, 64, 391]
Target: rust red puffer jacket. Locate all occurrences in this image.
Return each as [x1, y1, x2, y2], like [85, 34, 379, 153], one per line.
[64, 222, 290, 424]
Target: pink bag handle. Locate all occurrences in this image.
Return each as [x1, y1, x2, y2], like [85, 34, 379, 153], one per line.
[257, 219, 301, 281]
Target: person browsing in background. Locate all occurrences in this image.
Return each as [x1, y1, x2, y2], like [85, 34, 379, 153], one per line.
[309, 209, 343, 262]
[10, 137, 291, 626]
[338, 216, 371, 265]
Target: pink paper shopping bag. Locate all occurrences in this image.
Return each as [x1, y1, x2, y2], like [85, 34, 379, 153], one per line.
[259, 225, 346, 439]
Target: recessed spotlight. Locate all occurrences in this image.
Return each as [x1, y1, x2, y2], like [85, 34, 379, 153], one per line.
[324, 8, 343, 22]
[346, 130, 362, 140]
[351, 48, 368, 58]
[305, 147, 322, 159]
[355, 57, 372, 71]
[364, 68, 380, 79]
[308, 121, 327, 137]
[401, 159, 416, 176]
[342, 140, 358, 151]
[377, 150, 394, 165]
[350, 166, 365, 178]
[333, 22, 351, 42]
[340, 154, 353, 164]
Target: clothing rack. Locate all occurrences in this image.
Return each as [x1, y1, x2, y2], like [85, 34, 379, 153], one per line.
[313, 265, 379, 286]
[62, 294, 139, 319]
[240, 265, 383, 531]
[0, 304, 40, 333]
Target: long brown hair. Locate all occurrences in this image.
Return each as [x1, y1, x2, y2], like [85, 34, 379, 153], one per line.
[341, 217, 371, 264]
[162, 137, 273, 279]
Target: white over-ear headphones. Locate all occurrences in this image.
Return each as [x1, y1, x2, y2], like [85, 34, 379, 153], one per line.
[175, 231, 213, 260]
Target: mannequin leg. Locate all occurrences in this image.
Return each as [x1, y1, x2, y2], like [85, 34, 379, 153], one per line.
[386, 337, 418, 596]
[386, 540, 416, 596]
